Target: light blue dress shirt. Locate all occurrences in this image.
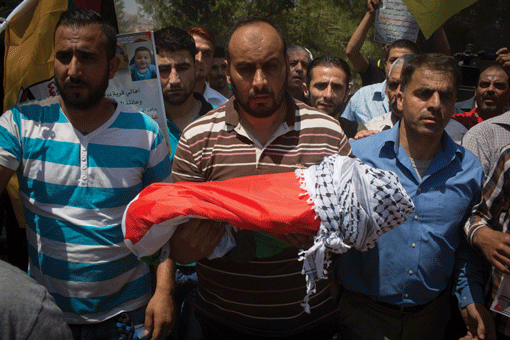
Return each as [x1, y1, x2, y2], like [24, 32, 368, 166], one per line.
[341, 80, 389, 124]
[336, 122, 488, 308]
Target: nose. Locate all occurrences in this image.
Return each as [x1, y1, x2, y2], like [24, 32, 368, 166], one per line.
[169, 68, 180, 85]
[253, 68, 268, 90]
[68, 55, 82, 78]
[428, 91, 441, 111]
[324, 85, 334, 100]
[196, 51, 203, 63]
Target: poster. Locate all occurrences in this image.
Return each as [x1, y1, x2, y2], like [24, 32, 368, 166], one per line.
[374, 0, 420, 45]
[105, 31, 170, 150]
[491, 274, 510, 317]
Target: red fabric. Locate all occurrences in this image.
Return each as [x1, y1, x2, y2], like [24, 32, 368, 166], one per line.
[124, 171, 320, 245]
[451, 108, 483, 130]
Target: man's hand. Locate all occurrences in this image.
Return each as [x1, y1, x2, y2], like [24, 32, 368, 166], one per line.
[496, 47, 510, 73]
[460, 302, 496, 340]
[353, 129, 380, 140]
[368, 0, 383, 13]
[284, 233, 314, 249]
[472, 226, 510, 275]
[145, 288, 175, 340]
[170, 218, 226, 264]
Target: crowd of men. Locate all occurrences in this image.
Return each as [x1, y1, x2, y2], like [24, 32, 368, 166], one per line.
[2, 3, 510, 340]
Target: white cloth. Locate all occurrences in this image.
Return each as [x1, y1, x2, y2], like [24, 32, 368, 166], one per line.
[203, 82, 228, 108]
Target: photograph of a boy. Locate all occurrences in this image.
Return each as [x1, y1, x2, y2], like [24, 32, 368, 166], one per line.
[130, 46, 157, 81]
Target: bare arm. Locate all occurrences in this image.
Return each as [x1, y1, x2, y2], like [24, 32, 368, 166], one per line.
[170, 219, 226, 264]
[146, 258, 176, 340]
[430, 27, 451, 55]
[496, 47, 510, 73]
[346, 0, 381, 73]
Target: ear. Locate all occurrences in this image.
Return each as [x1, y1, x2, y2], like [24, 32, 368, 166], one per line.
[226, 60, 232, 85]
[108, 56, 121, 79]
[303, 82, 309, 99]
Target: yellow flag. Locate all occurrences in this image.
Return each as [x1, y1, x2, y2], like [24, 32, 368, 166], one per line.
[402, 0, 478, 39]
[3, 0, 68, 111]
[3, 0, 67, 228]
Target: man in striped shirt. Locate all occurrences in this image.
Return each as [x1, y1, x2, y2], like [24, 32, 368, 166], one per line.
[169, 17, 351, 339]
[466, 144, 510, 338]
[0, 9, 173, 340]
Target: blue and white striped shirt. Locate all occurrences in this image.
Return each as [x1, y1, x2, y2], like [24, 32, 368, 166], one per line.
[0, 96, 171, 323]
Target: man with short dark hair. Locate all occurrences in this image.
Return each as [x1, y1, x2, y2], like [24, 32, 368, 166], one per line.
[170, 16, 351, 339]
[287, 45, 312, 102]
[153, 25, 214, 340]
[452, 63, 510, 130]
[303, 55, 366, 138]
[208, 46, 232, 98]
[336, 53, 493, 340]
[186, 26, 227, 108]
[0, 8, 173, 340]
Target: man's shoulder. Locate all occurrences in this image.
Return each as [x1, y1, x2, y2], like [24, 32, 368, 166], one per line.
[111, 102, 162, 133]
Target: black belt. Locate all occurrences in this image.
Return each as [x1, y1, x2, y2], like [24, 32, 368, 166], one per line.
[371, 288, 448, 314]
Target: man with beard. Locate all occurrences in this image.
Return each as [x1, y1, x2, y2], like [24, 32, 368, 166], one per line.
[153, 25, 213, 340]
[287, 45, 312, 102]
[303, 54, 366, 138]
[169, 17, 351, 339]
[154, 26, 213, 163]
[0, 9, 173, 340]
[452, 63, 510, 130]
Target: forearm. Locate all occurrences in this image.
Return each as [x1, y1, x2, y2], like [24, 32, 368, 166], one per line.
[430, 27, 451, 55]
[154, 257, 175, 295]
[346, 11, 375, 73]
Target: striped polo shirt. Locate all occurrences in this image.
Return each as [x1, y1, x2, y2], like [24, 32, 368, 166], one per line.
[0, 96, 171, 323]
[171, 95, 352, 336]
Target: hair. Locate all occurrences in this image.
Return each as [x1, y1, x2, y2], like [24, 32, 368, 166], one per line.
[213, 46, 226, 58]
[287, 45, 313, 62]
[387, 54, 417, 78]
[134, 46, 151, 55]
[400, 53, 461, 93]
[225, 16, 286, 63]
[186, 26, 216, 50]
[154, 26, 196, 58]
[384, 39, 421, 62]
[54, 8, 117, 61]
[306, 55, 351, 87]
[478, 62, 510, 86]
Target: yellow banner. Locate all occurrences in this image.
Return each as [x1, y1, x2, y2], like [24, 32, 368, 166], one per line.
[402, 0, 478, 39]
[3, 0, 67, 111]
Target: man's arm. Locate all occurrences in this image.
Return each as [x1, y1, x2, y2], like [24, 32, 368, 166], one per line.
[496, 48, 510, 73]
[467, 146, 510, 275]
[429, 27, 451, 55]
[346, 0, 382, 74]
[145, 258, 176, 340]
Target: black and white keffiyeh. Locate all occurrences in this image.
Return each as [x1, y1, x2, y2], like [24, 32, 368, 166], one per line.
[295, 154, 415, 312]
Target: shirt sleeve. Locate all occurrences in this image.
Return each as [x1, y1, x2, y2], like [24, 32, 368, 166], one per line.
[170, 133, 205, 184]
[0, 108, 22, 171]
[143, 124, 172, 186]
[454, 167, 491, 308]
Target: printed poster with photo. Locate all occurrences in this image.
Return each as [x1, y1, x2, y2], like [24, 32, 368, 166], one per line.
[374, 0, 420, 45]
[491, 274, 510, 318]
[105, 31, 171, 150]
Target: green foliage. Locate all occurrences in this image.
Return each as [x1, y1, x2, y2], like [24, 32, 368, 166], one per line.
[134, 0, 384, 65]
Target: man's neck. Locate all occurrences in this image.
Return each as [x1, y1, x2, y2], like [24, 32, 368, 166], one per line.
[61, 97, 116, 135]
[165, 94, 201, 132]
[194, 79, 206, 96]
[476, 108, 504, 121]
[398, 122, 442, 161]
[238, 99, 289, 146]
[288, 87, 304, 102]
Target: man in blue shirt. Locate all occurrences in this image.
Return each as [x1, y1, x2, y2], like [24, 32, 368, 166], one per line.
[336, 53, 494, 340]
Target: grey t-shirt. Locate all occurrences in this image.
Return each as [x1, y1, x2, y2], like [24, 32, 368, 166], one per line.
[0, 260, 73, 339]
